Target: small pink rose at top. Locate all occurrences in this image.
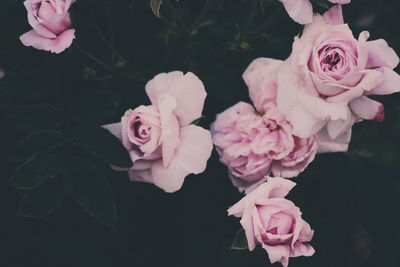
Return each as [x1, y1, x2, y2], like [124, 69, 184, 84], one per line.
[279, 0, 351, 25]
[276, 5, 400, 152]
[228, 177, 315, 267]
[20, 0, 77, 54]
[104, 71, 213, 193]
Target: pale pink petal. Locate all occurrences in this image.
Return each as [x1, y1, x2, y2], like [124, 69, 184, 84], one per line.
[102, 122, 122, 140]
[326, 70, 384, 103]
[262, 244, 291, 267]
[349, 96, 384, 121]
[290, 243, 315, 258]
[241, 209, 257, 251]
[317, 127, 351, 153]
[369, 67, 400, 95]
[322, 5, 344, 25]
[280, 0, 313, 25]
[277, 61, 348, 138]
[157, 95, 181, 168]
[150, 125, 212, 193]
[20, 28, 75, 54]
[242, 58, 283, 111]
[145, 72, 207, 126]
[325, 108, 357, 139]
[366, 39, 399, 69]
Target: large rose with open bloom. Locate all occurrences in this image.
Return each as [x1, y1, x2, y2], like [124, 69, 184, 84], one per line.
[104, 71, 213, 193]
[20, 0, 76, 53]
[277, 5, 400, 152]
[228, 177, 315, 267]
[279, 0, 350, 25]
[211, 102, 295, 193]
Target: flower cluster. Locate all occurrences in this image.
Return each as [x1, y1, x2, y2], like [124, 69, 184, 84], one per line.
[220, 4, 400, 267]
[212, 59, 317, 193]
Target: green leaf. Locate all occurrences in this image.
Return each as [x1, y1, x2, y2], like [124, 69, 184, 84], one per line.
[71, 125, 132, 168]
[17, 179, 65, 219]
[62, 157, 117, 230]
[10, 104, 61, 133]
[231, 228, 248, 250]
[8, 130, 65, 162]
[150, 0, 163, 18]
[10, 154, 60, 190]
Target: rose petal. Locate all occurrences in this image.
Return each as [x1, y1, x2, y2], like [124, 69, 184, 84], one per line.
[102, 122, 122, 140]
[349, 96, 384, 121]
[322, 5, 344, 25]
[280, 0, 313, 25]
[145, 71, 207, 126]
[366, 39, 399, 69]
[317, 127, 352, 153]
[242, 58, 283, 111]
[149, 125, 212, 193]
[369, 67, 400, 95]
[262, 244, 291, 267]
[157, 95, 181, 168]
[20, 28, 75, 54]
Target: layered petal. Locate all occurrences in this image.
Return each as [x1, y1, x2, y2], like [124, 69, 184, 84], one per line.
[242, 58, 283, 111]
[145, 71, 207, 126]
[279, 0, 313, 25]
[20, 28, 75, 54]
[150, 125, 212, 193]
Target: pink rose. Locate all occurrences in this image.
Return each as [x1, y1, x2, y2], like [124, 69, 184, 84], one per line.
[20, 0, 76, 54]
[228, 177, 315, 267]
[104, 71, 213, 193]
[211, 102, 295, 193]
[242, 58, 318, 180]
[277, 5, 400, 152]
[279, 0, 350, 25]
[272, 136, 317, 178]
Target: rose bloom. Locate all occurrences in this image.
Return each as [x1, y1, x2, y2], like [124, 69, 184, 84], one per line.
[228, 177, 315, 267]
[277, 5, 400, 152]
[279, 0, 350, 25]
[104, 71, 213, 193]
[20, 0, 76, 53]
[212, 102, 293, 193]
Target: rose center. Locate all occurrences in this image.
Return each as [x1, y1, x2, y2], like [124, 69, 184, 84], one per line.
[132, 120, 151, 142]
[266, 211, 294, 236]
[38, 1, 56, 20]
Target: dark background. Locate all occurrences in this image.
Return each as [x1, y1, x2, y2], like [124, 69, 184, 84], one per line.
[1, 0, 400, 266]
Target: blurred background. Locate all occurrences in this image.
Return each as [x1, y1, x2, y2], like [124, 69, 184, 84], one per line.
[1, 0, 400, 266]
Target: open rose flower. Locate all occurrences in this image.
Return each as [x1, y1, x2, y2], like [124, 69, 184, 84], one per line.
[212, 58, 319, 193]
[277, 5, 400, 152]
[279, 0, 350, 25]
[211, 102, 295, 193]
[228, 177, 315, 267]
[104, 71, 213, 193]
[243, 58, 318, 177]
[20, 0, 76, 53]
